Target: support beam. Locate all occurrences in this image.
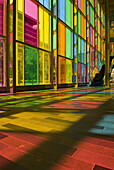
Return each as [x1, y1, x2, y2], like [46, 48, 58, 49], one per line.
[54, 0, 58, 90]
[6, 0, 10, 92]
[51, 0, 54, 88]
[105, 0, 110, 87]
[13, 0, 16, 93]
[73, 0, 75, 86]
[75, 1, 79, 88]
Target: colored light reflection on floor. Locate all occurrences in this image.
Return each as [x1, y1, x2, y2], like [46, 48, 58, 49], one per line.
[43, 100, 105, 109]
[0, 111, 86, 132]
[0, 87, 114, 169]
[89, 114, 114, 135]
[71, 96, 112, 101]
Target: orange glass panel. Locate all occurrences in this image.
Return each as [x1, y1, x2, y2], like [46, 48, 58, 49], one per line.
[81, 15, 86, 39]
[58, 21, 66, 56]
[81, 0, 85, 15]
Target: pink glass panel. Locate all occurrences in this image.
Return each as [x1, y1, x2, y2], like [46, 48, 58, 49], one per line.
[91, 47, 93, 67]
[95, 0, 97, 7]
[91, 26, 93, 46]
[78, 63, 81, 83]
[78, 0, 81, 9]
[25, 0, 38, 47]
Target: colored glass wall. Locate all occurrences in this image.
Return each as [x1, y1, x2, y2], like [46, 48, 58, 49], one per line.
[0, 0, 106, 91]
[78, 0, 87, 84]
[0, 0, 6, 87]
[15, 0, 105, 87]
[9, 0, 13, 87]
[58, 0, 73, 84]
[16, 0, 51, 86]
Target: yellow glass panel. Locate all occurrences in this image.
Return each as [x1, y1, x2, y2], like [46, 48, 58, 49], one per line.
[101, 8, 103, 23]
[18, 0, 24, 12]
[44, 11, 50, 50]
[44, 52, 50, 84]
[66, 60, 72, 83]
[10, 0, 13, 4]
[16, 0, 24, 42]
[74, 7, 77, 27]
[39, 51, 50, 85]
[39, 7, 44, 48]
[16, 43, 24, 86]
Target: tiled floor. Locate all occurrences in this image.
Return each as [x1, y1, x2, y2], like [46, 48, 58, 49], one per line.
[0, 87, 114, 170]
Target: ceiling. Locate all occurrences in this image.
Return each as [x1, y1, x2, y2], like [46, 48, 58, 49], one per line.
[99, 0, 114, 22]
[99, 0, 114, 42]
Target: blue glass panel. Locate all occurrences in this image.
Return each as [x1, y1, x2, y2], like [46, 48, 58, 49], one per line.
[74, 33, 77, 44]
[98, 52, 100, 67]
[59, 0, 66, 22]
[39, 0, 43, 4]
[44, 0, 50, 10]
[75, 63, 76, 72]
[72, 32, 73, 59]
[74, 46, 76, 57]
[75, 75, 77, 83]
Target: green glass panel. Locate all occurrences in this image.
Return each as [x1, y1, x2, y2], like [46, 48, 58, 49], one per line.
[25, 46, 38, 85]
[53, 0, 56, 5]
[50, 0, 51, 10]
[90, 6, 94, 27]
[90, 0, 94, 7]
[78, 37, 81, 62]
[66, 0, 72, 27]
[39, 50, 43, 84]
[53, 18, 56, 31]
[78, 11, 81, 36]
[44, 52, 50, 84]
[66, 28, 72, 59]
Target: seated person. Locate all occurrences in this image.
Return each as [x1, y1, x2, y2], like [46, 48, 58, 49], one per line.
[91, 65, 105, 86]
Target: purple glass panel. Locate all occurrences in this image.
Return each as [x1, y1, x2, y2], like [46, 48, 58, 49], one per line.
[78, 0, 81, 10]
[25, 0, 38, 47]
